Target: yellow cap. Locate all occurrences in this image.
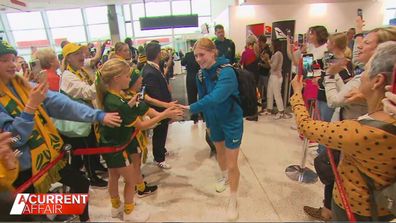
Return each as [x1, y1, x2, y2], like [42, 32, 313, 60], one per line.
[62, 43, 85, 57]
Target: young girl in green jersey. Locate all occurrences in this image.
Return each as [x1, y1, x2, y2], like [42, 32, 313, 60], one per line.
[96, 58, 182, 222]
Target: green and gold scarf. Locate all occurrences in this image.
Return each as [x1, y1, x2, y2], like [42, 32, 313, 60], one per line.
[0, 77, 65, 193]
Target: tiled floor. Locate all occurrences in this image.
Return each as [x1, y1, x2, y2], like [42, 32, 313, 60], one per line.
[89, 116, 325, 222]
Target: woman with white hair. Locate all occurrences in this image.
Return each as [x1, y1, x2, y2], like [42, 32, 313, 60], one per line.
[33, 48, 60, 91]
[290, 41, 396, 221]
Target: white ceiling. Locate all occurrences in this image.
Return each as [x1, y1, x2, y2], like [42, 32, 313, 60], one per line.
[0, 0, 376, 13]
[0, 0, 172, 12]
[244, 0, 373, 4]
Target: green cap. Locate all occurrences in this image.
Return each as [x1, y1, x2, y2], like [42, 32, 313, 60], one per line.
[0, 41, 17, 56]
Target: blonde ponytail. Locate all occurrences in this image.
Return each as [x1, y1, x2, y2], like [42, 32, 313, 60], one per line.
[95, 58, 130, 109]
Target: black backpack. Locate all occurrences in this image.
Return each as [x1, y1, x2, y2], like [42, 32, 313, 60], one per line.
[197, 64, 257, 117]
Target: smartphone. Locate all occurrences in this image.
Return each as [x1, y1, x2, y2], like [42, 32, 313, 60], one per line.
[392, 64, 396, 94]
[21, 62, 28, 74]
[298, 34, 304, 47]
[36, 70, 47, 83]
[139, 86, 145, 101]
[322, 51, 334, 69]
[357, 8, 363, 19]
[29, 59, 41, 75]
[287, 29, 293, 44]
[302, 54, 314, 78]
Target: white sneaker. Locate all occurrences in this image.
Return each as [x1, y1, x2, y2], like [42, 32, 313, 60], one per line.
[274, 112, 283, 120]
[156, 161, 172, 169]
[123, 207, 150, 222]
[226, 199, 239, 221]
[215, 176, 229, 193]
[111, 204, 123, 218]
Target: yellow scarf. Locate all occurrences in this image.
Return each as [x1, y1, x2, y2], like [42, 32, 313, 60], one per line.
[66, 65, 100, 141]
[123, 90, 148, 163]
[0, 77, 65, 193]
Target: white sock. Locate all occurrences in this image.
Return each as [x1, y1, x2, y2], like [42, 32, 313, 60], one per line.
[221, 170, 228, 179]
[229, 193, 237, 208]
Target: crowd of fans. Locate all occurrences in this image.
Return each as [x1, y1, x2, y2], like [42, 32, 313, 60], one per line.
[0, 11, 395, 223]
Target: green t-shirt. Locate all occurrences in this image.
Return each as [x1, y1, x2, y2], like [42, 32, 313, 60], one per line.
[99, 91, 149, 149]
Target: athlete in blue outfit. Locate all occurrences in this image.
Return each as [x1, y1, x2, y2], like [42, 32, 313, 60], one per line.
[182, 38, 243, 221]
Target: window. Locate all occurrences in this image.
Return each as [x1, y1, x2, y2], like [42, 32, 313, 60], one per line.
[123, 4, 131, 21]
[145, 2, 171, 17]
[199, 16, 212, 26]
[132, 3, 145, 20]
[85, 6, 108, 24]
[173, 27, 199, 35]
[46, 9, 83, 27]
[12, 29, 47, 42]
[7, 12, 44, 30]
[172, 1, 191, 15]
[191, 0, 211, 16]
[51, 26, 86, 43]
[125, 24, 133, 37]
[88, 24, 110, 40]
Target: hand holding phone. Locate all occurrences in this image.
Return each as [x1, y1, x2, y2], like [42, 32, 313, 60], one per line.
[29, 59, 41, 76]
[138, 86, 146, 101]
[357, 8, 363, 20]
[302, 54, 314, 79]
[298, 34, 303, 47]
[37, 70, 48, 84]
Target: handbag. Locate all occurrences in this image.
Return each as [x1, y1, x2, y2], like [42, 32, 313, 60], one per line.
[357, 119, 396, 220]
[314, 149, 340, 185]
[53, 119, 92, 138]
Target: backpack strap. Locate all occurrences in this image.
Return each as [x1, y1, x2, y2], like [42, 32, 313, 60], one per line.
[356, 118, 396, 221]
[215, 64, 242, 112]
[198, 64, 241, 112]
[358, 119, 396, 135]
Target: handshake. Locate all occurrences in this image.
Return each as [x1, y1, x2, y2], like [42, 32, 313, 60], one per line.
[126, 94, 191, 122]
[162, 101, 191, 122]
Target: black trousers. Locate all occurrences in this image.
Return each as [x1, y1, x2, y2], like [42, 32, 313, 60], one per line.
[12, 165, 90, 221]
[152, 120, 169, 162]
[61, 131, 100, 180]
[324, 182, 334, 209]
[186, 74, 198, 122]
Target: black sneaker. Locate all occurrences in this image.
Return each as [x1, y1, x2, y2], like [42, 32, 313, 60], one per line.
[90, 177, 108, 188]
[137, 182, 158, 198]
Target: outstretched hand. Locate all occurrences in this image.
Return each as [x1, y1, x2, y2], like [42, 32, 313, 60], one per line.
[128, 94, 139, 107]
[163, 106, 184, 120]
[166, 100, 178, 108]
[0, 131, 16, 170]
[344, 88, 365, 104]
[102, 112, 122, 127]
[291, 74, 303, 93]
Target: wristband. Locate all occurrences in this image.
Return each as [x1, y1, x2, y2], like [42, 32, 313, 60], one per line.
[354, 33, 364, 39]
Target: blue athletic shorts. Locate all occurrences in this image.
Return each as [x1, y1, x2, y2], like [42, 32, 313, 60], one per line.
[208, 119, 243, 149]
